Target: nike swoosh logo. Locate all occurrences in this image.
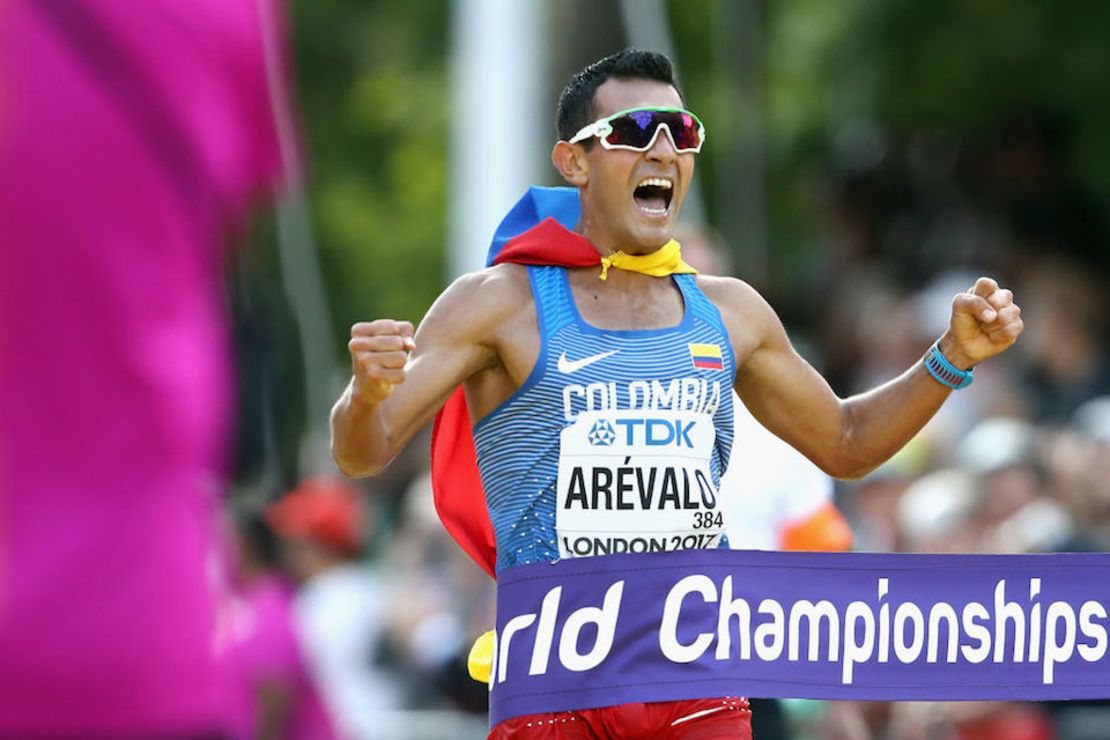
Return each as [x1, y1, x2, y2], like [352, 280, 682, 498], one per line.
[557, 350, 618, 374]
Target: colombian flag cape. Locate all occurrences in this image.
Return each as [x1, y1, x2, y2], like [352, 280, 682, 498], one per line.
[430, 187, 589, 579]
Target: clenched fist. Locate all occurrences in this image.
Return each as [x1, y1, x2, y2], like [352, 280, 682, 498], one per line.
[348, 319, 415, 405]
[943, 277, 1023, 369]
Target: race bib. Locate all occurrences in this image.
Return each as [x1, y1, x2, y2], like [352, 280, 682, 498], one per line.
[556, 410, 726, 558]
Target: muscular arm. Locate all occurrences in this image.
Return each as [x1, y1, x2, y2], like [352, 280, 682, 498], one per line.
[330, 266, 520, 477]
[704, 276, 1022, 479]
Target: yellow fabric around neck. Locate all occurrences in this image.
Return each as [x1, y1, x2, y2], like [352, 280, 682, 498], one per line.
[598, 239, 697, 281]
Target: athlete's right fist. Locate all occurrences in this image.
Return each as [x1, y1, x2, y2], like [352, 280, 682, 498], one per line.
[348, 320, 415, 404]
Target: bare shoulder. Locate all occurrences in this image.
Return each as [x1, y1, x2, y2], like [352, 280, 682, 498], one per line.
[694, 274, 777, 325]
[694, 274, 786, 363]
[420, 263, 533, 341]
[441, 262, 530, 306]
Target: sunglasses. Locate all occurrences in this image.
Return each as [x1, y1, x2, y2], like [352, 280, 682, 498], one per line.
[568, 106, 706, 153]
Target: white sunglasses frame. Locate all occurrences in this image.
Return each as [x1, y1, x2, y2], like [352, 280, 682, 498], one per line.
[567, 106, 707, 154]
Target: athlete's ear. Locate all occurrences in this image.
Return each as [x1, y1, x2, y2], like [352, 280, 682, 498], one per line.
[552, 141, 588, 187]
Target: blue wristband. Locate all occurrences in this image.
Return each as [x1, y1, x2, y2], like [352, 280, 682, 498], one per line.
[923, 341, 974, 390]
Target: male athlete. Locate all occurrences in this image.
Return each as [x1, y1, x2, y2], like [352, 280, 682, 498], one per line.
[331, 50, 1023, 738]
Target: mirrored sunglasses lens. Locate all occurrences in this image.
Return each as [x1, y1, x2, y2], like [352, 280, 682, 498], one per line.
[605, 111, 701, 150]
[670, 113, 701, 150]
[606, 112, 658, 148]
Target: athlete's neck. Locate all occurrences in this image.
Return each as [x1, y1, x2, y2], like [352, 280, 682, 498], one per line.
[574, 220, 668, 258]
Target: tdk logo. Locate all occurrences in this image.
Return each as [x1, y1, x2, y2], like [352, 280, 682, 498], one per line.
[587, 420, 617, 446]
[617, 418, 695, 447]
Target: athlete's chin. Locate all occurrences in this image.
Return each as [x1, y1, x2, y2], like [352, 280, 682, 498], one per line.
[628, 223, 676, 252]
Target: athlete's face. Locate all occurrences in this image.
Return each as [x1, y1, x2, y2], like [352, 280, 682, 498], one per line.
[569, 78, 695, 255]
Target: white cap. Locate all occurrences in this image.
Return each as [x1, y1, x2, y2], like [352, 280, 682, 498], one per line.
[955, 416, 1037, 475]
[898, 468, 977, 547]
[1074, 396, 1110, 443]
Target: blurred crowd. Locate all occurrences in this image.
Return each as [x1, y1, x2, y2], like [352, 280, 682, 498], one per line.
[809, 116, 1110, 565]
[733, 118, 1110, 739]
[223, 473, 493, 739]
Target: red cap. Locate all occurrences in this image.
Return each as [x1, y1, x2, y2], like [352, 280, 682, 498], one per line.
[266, 476, 365, 555]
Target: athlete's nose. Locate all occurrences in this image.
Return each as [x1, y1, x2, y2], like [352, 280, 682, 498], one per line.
[645, 123, 677, 164]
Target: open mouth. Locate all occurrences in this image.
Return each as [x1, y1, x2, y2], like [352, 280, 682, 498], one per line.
[632, 177, 673, 216]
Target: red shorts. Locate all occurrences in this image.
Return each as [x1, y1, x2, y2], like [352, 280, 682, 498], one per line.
[488, 697, 752, 739]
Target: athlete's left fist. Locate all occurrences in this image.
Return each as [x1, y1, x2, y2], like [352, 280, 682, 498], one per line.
[940, 277, 1023, 369]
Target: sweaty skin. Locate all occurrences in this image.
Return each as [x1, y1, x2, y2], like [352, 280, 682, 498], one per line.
[330, 78, 1023, 482]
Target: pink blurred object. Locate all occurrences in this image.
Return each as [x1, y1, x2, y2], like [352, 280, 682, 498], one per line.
[0, 0, 288, 734]
[228, 575, 337, 740]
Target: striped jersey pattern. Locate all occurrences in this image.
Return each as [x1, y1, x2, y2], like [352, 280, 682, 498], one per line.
[473, 266, 736, 573]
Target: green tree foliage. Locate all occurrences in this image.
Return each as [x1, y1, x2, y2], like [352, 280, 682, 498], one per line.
[745, 0, 1110, 282]
[848, 0, 1110, 198]
[292, 0, 448, 333]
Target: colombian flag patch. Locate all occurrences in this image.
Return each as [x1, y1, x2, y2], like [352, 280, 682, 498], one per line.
[688, 343, 724, 371]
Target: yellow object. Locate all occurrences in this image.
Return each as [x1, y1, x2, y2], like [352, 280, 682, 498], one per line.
[598, 239, 697, 280]
[688, 343, 723, 360]
[468, 629, 495, 684]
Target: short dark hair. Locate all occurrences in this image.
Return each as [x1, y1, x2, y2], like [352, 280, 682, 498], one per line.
[556, 49, 683, 143]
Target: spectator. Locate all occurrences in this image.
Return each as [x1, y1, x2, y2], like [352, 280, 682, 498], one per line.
[1017, 260, 1110, 422]
[267, 477, 402, 738]
[226, 512, 336, 739]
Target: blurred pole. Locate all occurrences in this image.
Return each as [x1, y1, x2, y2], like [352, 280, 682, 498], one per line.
[712, 0, 768, 285]
[449, 0, 548, 277]
[617, 0, 706, 227]
[258, 0, 341, 475]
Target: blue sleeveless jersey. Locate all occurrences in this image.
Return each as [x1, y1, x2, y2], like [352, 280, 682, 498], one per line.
[473, 266, 736, 573]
